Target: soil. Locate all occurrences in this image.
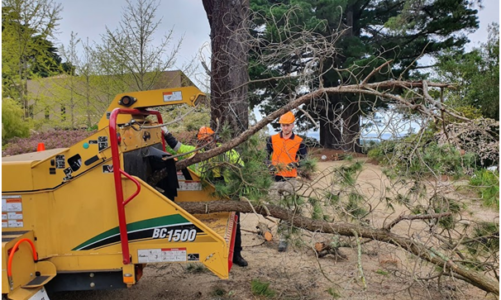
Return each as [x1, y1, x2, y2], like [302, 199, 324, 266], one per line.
[50, 149, 498, 300]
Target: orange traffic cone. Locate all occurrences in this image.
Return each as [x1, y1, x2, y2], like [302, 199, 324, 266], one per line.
[37, 142, 45, 152]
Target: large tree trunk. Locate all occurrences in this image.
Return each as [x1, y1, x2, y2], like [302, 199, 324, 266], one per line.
[319, 96, 342, 149]
[178, 200, 499, 295]
[203, 0, 250, 136]
[341, 102, 362, 153]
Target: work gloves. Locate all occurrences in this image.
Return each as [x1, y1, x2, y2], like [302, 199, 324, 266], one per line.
[266, 161, 300, 174]
[161, 126, 180, 150]
[161, 126, 170, 136]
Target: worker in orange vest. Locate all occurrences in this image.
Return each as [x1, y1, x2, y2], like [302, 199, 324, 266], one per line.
[266, 111, 307, 251]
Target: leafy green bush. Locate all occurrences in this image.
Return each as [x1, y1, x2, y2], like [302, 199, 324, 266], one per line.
[470, 169, 499, 208]
[2, 98, 31, 144]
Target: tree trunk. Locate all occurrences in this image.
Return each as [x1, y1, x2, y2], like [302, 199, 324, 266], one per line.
[341, 102, 362, 153]
[320, 96, 342, 149]
[203, 0, 250, 136]
[178, 200, 499, 295]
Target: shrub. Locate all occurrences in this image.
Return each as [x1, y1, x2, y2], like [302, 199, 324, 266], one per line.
[2, 98, 31, 144]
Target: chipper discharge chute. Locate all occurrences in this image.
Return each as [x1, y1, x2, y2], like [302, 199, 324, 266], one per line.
[2, 86, 238, 300]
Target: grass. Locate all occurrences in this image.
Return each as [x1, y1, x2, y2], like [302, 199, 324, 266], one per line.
[251, 278, 276, 297]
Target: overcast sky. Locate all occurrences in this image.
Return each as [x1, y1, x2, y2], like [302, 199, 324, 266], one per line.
[55, 0, 499, 70]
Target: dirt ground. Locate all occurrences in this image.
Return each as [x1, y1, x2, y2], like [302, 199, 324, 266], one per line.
[50, 149, 499, 300]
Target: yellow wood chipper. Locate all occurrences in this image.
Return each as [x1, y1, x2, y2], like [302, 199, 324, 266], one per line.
[2, 87, 239, 300]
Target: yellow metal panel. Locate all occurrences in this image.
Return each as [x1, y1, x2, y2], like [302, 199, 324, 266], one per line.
[98, 86, 206, 130]
[2, 163, 35, 192]
[2, 148, 68, 163]
[119, 125, 163, 153]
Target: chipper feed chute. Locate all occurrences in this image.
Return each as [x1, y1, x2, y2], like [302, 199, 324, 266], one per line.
[2, 87, 237, 299]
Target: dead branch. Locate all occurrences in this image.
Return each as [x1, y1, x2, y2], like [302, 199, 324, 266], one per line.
[177, 200, 499, 295]
[384, 212, 453, 231]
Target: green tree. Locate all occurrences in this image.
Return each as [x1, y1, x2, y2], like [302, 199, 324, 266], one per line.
[435, 24, 499, 120]
[249, 0, 479, 151]
[2, 0, 63, 118]
[2, 97, 30, 143]
[94, 0, 183, 92]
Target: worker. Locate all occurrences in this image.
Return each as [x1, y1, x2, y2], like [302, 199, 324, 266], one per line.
[266, 111, 307, 252]
[162, 126, 248, 267]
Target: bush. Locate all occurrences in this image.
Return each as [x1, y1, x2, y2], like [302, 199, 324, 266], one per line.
[470, 169, 499, 208]
[2, 98, 31, 144]
[3, 129, 95, 156]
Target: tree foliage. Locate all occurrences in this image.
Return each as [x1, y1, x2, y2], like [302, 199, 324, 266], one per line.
[2, 97, 30, 143]
[435, 24, 499, 120]
[2, 0, 63, 118]
[95, 0, 183, 92]
[248, 0, 480, 150]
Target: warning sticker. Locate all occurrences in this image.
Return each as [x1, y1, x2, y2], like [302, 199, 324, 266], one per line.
[178, 181, 202, 191]
[2, 221, 7, 228]
[2, 196, 22, 212]
[7, 212, 23, 220]
[163, 91, 182, 102]
[138, 248, 187, 263]
[2, 213, 7, 220]
[8, 220, 23, 228]
[27, 287, 49, 300]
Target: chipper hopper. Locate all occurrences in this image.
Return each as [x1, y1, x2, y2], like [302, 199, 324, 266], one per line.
[2, 87, 239, 300]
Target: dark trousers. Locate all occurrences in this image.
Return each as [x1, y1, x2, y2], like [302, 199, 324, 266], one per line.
[214, 177, 243, 259]
[234, 212, 242, 258]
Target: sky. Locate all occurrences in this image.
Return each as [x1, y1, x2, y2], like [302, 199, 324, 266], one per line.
[55, 0, 500, 71]
[54, 0, 210, 73]
[53, 1, 499, 136]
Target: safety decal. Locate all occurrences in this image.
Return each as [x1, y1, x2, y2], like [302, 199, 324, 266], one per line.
[63, 167, 73, 181]
[102, 165, 114, 173]
[56, 155, 65, 169]
[138, 248, 186, 263]
[2, 196, 24, 228]
[178, 181, 202, 191]
[29, 287, 49, 300]
[163, 91, 182, 102]
[98, 136, 108, 152]
[2, 195, 22, 212]
[187, 253, 200, 262]
[88, 140, 98, 144]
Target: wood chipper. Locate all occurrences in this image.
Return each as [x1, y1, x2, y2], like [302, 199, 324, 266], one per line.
[2, 86, 239, 300]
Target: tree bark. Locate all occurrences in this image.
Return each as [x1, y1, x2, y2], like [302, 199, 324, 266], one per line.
[341, 102, 362, 153]
[203, 0, 250, 136]
[319, 95, 342, 149]
[178, 200, 499, 295]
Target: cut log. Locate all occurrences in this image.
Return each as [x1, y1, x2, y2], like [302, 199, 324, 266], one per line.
[256, 222, 273, 242]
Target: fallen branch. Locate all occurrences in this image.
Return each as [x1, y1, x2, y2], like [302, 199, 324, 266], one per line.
[384, 212, 452, 231]
[177, 200, 499, 294]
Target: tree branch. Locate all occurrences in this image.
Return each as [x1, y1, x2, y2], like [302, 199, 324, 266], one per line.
[177, 200, 499, 294]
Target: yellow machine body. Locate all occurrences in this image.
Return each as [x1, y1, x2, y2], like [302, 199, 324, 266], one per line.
[2, 87, 237, 299]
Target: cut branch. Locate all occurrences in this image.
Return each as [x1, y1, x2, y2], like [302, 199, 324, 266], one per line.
[177, 200, 499, 294]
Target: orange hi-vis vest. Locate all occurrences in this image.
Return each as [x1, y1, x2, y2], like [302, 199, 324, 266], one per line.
[270, 133, 303, 178]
